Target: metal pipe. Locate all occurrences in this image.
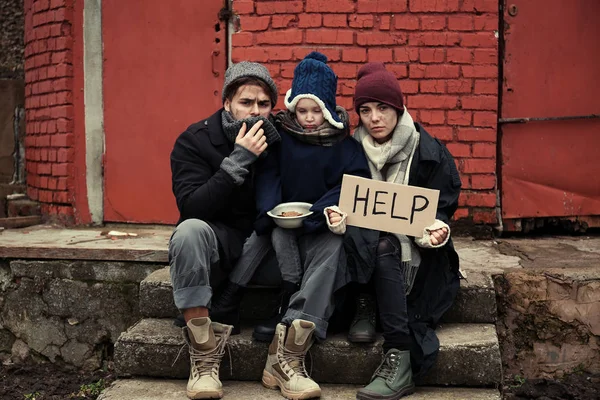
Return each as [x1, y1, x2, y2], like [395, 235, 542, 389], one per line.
[499, 114, 600, 124]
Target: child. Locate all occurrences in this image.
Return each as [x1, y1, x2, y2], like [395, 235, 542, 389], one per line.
[251, 52, 371, 341]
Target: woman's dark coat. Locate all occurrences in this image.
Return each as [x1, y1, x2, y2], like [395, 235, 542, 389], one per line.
[343, 122, 462, 379]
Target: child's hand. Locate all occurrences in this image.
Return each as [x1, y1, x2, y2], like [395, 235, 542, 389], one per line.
[236, 120, 267, 156]
[327, 209, 343, 225]
[428, 226, 448, 245]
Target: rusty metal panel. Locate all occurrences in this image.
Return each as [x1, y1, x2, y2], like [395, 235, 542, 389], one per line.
[102, 1, 226, 223]
[501, 0, 600, 221]
[501, 119, 600, 219]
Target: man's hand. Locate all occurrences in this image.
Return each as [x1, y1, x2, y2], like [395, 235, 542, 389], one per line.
[236, 120, 267, 156]
[429, 227, 448, 246]
[327, 209, 343, 225]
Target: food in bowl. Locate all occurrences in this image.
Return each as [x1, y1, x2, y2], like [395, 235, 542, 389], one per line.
[279, 211, 304, 217]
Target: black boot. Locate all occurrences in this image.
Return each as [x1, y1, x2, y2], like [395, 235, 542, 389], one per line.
[252, 281, 299, 342]
[348, 293, 377, 343]
[210, 281, 244, 335]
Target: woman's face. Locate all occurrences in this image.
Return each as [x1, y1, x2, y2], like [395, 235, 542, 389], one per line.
[358, 102, 398, 144]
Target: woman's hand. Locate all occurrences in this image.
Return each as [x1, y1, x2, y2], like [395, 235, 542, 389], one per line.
[327, 209, 343, 225]
[429, 227, 448, 245]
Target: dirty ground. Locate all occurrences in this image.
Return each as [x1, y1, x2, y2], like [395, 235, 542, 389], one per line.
[503, 372, 600, 399]
[0, 363, 114, 400]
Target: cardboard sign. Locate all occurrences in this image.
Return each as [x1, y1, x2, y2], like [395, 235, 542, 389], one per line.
[339, 174, 440, 237]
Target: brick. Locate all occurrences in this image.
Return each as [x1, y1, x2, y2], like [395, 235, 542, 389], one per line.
[474, 15, 498, 31]
[387, 64, 408, 79]
[474, 49, 497, 64]
[307, 0, 355, 12]
[337, 96, 353, 110]
[420, 80, 446, 93]
[271, 15, 297, 28]
[53, 191, 69, 204]
[50, 105, 73, 119]
[419, 110, 445, 125]
[241, 16, 270, 32]
[460, 32, 497, 48]
[448, 110, 472, 126]
[472, 143, 496, 158]
[409, 0, 459, 12]
[54, 63, 73, 77]
[460, 192, 496, 207]
[461, 65, 499, 78]
[457, 127, 496, 142]
[357, 32, 406, 46]
[56, 118, 73, 133]
[349, 15, 373, 28]
[394, 47, 419, 63]
[447, 79, 472, 93]
[331, 64, 358, 79]
[420, 48, 445, 63]
[446, 143, 471, 158]
[50, 133, 73, 147]
[379, 15, 391, 30]
[256, 1, 303, 15]
[342, 48, 367, 63]
[471, 174, 496, 190]
[453, 207, 470, 220]
[232, 47, 268, 63]
[357, 0, 408, 13]
[395, 15, 419, 30]
[52, 163, 69, 176]
[461, 0, 498, 13]
[232, 32, 253, 47]
[57, 177, 68, 190]
[39, 189, 53, 203]
[36, 135, 51, 147]
[323, 15, 348, 28]
[52, 7, 73, 22]
[400, 80, 419, 94]
[410, 64, 459, 79]
[473, 111, 497, 128]
[38, 163, 52, 175]
[298, 14, 322, 28]
[410, 94, 458, 110]
[51, 51, 72, 64]
[448, 15, 474, 31]
[267, 47, 294, 61]
[425, 126, 453, 141]
[294, 48, 340, 62]
[461, 95, 497, 110]
[49, 148, 57, 162]
[339, 80, 356, 96]
[280, 63, 296, 79]
[233, 1, 254, 14]
[474, 80, 497, 94]
[473, 209, 497, 224]
[409, 32, 460, 46]
[36, 25, 51, 39]
[420, 16, 446, 31]
[256, 29, 303, 44]
[447, 48, 473, 64]
[307, 29, 353, 44]
[368, 48, 393, 63]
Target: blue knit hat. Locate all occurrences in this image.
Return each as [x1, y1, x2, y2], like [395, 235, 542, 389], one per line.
[284, 52, 344, 129]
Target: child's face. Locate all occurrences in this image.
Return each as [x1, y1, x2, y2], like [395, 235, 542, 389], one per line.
[295, 98, 325, 131]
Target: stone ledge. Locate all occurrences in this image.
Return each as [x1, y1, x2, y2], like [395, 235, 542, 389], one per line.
[114, 319, 502, 386]
[99, 378, 502, 400]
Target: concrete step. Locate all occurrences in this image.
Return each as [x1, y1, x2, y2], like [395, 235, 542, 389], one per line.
[140, 267, 497, 324]
[99, 378, 502, 399]
[114, 319, 502, 386]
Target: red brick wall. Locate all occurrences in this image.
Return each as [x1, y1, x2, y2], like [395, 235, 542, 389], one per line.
[231, 0, 499, 224]
[23, 0, 75, 224]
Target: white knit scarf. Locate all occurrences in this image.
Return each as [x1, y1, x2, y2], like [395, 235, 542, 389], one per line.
[353, 107, 422, 294]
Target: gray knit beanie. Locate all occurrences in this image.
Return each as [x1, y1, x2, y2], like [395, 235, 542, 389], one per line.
[222, 61, 278, 106]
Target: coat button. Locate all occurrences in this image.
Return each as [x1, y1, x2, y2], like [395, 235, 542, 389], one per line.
[204, 121, 208, 126]
[415, 314, 421, 320]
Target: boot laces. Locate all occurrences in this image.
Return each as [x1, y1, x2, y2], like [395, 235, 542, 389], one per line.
[355, 295, 376, 324]
[278, 341, 310, 379]
[175, 328, 233, 378]
[373, 352, 400, 382]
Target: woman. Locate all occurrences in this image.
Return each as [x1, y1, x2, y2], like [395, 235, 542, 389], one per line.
[340, 63, 462, 400]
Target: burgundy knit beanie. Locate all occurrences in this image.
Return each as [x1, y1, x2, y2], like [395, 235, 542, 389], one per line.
[353, 63, 404, 113]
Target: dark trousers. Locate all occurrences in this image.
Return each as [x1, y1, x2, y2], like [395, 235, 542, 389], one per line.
[375, 235, 412, 353]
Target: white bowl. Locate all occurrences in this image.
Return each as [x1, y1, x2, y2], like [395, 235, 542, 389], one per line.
[267, 202, 314, 229]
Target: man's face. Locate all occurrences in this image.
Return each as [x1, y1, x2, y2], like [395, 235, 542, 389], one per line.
[224, 84, 272, 120]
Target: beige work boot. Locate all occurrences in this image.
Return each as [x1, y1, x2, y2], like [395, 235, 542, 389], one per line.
[262, 320, 321, 399]
[183, 317, 232, 399]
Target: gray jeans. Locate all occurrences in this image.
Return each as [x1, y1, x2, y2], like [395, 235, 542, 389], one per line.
[168, 219, 219, 310]
[229, 229, 344, 341]
[272, 227, 303, 285]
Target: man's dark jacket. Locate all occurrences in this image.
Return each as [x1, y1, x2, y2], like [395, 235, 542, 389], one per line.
[170, 109, 255, 271]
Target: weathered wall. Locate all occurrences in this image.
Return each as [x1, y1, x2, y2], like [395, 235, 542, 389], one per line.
[0, 0, 24, 79]
[495, 269, 600, 379]
[231, 0, 500, 224]
[0, 259, 163, 369]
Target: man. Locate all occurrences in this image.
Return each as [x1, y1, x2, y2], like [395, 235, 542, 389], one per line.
[169, 62, 322, 400]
